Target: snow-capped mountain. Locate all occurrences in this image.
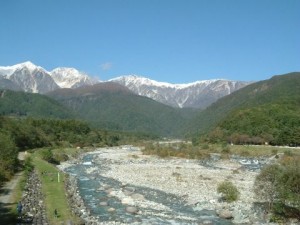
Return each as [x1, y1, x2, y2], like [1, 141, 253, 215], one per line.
[0, 62, 250, 108]
[0, 61, 59, 93]
[110, 75, 251, 108]
[0, 62, 99, 93]
[50, 67, 98, 88]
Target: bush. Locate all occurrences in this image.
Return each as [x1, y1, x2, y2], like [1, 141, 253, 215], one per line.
[40, 149, 54, 163]
[221, 144, 231, 154]
[53, 153, 69, 163]
[24, 156, 34, 173]
[217, 181, 240, 202]
[254, 156, 300, 221]
[201, 144, 209, 150]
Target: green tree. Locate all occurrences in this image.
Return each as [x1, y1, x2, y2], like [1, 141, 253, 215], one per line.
[254, 156, 300, 220]
[254, 164, 282, 211]
[0, 132, 18, 183]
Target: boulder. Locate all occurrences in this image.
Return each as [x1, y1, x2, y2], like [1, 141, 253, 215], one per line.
[131, 193, 145, 200]
[121, 197, 134, 205]
[217, 209, 233, 219]
[107, 207, 115, 213]
[99, 201, 108, 206]
[125, 206, 138, 214]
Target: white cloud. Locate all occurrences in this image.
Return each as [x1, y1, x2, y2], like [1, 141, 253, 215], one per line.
[100, 62, 113, 71]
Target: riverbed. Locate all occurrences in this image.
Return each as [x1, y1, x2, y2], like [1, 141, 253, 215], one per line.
[58, 147, 263, 224]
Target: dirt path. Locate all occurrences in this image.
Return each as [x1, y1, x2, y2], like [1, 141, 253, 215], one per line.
[0, 152, 26, 223]
[0, 171, 23, 204]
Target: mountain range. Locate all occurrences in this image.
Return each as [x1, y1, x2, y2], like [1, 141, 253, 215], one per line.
[0, 61, 98, 94]
[0, 66, 299, 144]
[0, 62, 250, 108]
[110, 75, 250, 108]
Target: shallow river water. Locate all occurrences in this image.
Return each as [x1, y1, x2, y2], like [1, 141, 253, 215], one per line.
[64, 152, 233, 225]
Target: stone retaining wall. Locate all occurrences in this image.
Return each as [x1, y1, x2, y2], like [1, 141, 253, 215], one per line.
[19, 170, 49, 225]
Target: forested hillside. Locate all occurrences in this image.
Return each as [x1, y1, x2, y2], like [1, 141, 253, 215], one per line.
[191, 72, 300, 145]
[0, 89, 74, 118]
[47, 82, 198, 137]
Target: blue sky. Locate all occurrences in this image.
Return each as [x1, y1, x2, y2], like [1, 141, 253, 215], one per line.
[0, 0, 299, 83]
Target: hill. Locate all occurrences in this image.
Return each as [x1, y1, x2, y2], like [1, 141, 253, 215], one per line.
[47, 82, 198, 137]
[0, 89, 74, 119]
[188, 72, 300, 145]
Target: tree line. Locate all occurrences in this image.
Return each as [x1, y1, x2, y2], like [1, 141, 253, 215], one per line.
[0, 116, 136, 186]
[202, 101, 300, 146]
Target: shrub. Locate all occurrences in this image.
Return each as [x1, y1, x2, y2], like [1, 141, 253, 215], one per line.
[254, 156, 300, 220]
[221, 144, 231, 154]
[24, 156, 34, 173]
[271, 148, 278, 155]
[53, 153, 69, 163]
[217, 181, 240, 202]
[40, 149, 54, 163]
[201, 144, 209, 150]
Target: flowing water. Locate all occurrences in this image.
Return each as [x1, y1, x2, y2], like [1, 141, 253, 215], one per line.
[64, 153, 233, 224]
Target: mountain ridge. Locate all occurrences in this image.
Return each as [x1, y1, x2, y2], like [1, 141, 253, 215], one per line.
[0, 62, 99, 93]
[110, 75, 250, 108]
[0, 61, 250, 108]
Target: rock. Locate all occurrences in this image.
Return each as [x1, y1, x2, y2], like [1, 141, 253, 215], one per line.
[99, 201, 108, 206]
[123, 186, 135, 194]
[107, 207, 115, 213]
[200, 220, 213, 225]
[131, 193, 145, 200]
[121, 197, 134, 205]
[217, 209, 233, 219]
[125, 206, 138, 214]
[65, 220, 74, 225]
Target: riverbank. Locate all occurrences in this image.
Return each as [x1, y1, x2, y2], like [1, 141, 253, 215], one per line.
[58, 147, 275, 224]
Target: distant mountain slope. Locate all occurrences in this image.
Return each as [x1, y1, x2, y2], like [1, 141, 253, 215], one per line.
[47, 82, 197, 136]
[0, 76, 22, 91]
[188, 72, 300, 145]
[0, 89, 74, 119]
[110, 75, 250, 109]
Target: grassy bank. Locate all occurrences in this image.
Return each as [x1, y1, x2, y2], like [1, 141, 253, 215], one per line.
[32, 148, 82, 225]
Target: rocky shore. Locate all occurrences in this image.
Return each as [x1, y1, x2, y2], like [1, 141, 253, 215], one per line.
[64, 174, 98, 225]
[58, 147, 275, 224]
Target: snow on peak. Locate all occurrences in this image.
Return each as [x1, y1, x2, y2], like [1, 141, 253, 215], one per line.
[12, 61, 46, 72]
[109, 75, 228, 89]
[111, 75, 177, 88]
[50, 67, 99, 88]
[0, 61, 47, 77]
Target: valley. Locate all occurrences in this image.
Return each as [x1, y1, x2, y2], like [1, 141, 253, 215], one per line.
[0, 70, 299, 224]
[1, 1, 298, 224]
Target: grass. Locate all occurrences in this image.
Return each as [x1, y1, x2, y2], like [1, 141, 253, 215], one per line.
[32, 149, 80, 225]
